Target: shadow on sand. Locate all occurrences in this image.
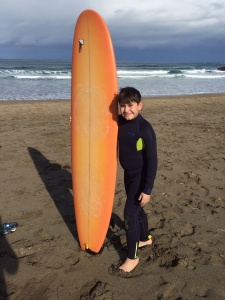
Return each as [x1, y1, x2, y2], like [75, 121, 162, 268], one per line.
[0, 216, 19, 299]
[28, 147, 78, 241]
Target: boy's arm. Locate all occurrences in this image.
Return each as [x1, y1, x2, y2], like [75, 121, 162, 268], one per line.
[142, 124, 158, 196]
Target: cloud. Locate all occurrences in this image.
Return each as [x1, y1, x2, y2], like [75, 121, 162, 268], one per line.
[108, 0, 225, 49]
[0, 0, 225, 61]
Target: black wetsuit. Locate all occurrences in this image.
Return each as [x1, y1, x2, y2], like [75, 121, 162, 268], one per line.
[118, 114, 157, 259]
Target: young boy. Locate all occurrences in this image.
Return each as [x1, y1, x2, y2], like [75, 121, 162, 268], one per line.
[118, 87, 158, 273]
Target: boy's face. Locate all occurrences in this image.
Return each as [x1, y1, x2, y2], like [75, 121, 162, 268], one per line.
[119, 101, 143, 121]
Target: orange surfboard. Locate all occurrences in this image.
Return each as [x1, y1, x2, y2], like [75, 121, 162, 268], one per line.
[71, 10, 118, 253]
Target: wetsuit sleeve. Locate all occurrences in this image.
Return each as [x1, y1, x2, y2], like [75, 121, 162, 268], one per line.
[142, 124, 158, 195]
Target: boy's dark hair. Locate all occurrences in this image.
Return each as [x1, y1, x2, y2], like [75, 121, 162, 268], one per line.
[118, 87, 142, 105]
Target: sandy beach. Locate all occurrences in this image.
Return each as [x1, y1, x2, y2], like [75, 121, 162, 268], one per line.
[0, 94, 225, 300]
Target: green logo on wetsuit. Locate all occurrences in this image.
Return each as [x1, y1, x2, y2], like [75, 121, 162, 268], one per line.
[136, 138, 145, 151]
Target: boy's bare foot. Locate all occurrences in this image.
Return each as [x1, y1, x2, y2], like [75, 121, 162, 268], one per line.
[138, 238, 153, 248]
[119, 258, 139, 272]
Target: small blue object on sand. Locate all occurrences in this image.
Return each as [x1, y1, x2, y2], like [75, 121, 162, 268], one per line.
[0, 222, 18, 236]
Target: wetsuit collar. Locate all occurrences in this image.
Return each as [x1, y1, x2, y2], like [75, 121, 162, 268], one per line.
[120, 114, 142, 123]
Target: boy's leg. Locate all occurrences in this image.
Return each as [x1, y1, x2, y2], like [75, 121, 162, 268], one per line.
[124, 202, 142, 259]
[138, 208, 149, 241]
[123, 170, 143, 259]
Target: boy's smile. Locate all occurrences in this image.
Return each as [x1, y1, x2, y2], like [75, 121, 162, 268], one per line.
[119, 101, 143, 121]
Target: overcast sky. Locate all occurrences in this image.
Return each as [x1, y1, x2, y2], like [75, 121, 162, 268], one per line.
[0, 0, 225, 62]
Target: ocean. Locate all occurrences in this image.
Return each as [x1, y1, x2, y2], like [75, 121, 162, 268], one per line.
[0, 59, 225, 101]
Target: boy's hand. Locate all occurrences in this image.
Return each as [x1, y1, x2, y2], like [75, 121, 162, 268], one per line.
[138, 193, 151, 207]
[69, 116, 72, 125]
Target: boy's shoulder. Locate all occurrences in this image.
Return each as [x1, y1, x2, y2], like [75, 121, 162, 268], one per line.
[138, 114, 151, 127]
[138, 114, 156, 137]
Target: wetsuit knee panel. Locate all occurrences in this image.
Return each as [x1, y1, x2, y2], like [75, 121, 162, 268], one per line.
[124, 213, 136, 232]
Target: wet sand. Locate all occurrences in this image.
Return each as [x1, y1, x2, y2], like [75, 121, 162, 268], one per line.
[0, 94, 225, 299]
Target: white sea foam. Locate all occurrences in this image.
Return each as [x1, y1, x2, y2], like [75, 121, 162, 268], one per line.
[14, 75, 71, 80]
[1, 59, 225, 100]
